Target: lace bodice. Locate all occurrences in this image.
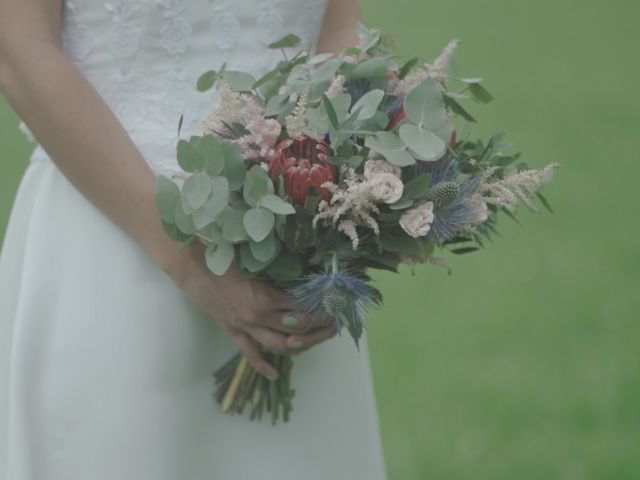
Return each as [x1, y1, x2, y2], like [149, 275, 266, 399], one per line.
[26, 0, 328, 176]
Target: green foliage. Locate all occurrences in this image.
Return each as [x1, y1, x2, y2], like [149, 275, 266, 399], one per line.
[268, 34, 301, 50]
[244, 207, 275, 242]
[365, 132, 415, 166]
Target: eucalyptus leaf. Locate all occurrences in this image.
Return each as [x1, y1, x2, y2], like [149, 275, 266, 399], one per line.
[177, 139, 205, 173]
[155, 175, 180, 224]
[243, 166, 270, 207]
[222, 208, 250, 243]
[203, 176, 230, 218]
[350, 57, 389, 79]
[265, 94, 292, 116]
[365, 131, 415, 166]
[351, 89, 385, 121]
[205, 243, 235, 275]
[174, 201, 196, 235]
[399, 124, 446, 162]
[220, 143, 246, 191]
[239, 242, 274, 273]
[308, 53, 334, 65]
[261, 194, 295, 215]
[182, 173, 212, 211]
[403, 78, 448, 130]
[244, 207, 275, 242]
[249, 231, 278, 262]
[196, 135, 225, 175]
[191, 207, 216, 230]
[223, 71, 256, 92]
[310, 58, 344, 83]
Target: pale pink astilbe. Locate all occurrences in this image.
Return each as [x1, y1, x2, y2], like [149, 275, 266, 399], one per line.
[313, 168, 382, 249]
[237, 116, 282, 160]
[202, 77, 264, 136]
[478, 163, 558, 213]
[392, 39, 461, 96]
[284, 88, 310, 138]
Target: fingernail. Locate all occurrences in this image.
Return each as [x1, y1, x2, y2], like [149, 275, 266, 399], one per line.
[290, 340, 303, 349]
[266, 372, 278, 381]
[281, 315, 298, 327]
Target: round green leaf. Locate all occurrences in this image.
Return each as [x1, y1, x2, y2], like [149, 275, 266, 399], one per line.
[365, 131, 415, 166]
[403, 78, 448, 131]
[223, 71, 257, 92]
[205, 243, 235, 276]
[177, 139, 205, 173]
[249, 231, 278, 262]
[197, 135, 225, 176]
[220, 143, 246, 191]
[399, 124, 446, 162]
[174, 201, 196, 235]
[243, 166, 270, 207]
[155, 175, 180, 224]
[182, 173, 212, 211]
[203, 176, 230, 218]
[222, 208, 249, 243]
[260, 194, 295, 215]
[244, 207, 275, 242]
[191, 208, 216, 230]
[351, 89, 385, 121]
[239, 243, 274, 273]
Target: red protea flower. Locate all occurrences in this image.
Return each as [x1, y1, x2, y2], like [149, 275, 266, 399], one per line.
[268, 136, 337, 205]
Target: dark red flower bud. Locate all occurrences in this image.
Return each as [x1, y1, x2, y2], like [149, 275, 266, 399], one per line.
[268, 136, 337, 205]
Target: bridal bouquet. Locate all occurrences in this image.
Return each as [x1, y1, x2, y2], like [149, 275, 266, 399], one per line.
[155, 25, 557, 425]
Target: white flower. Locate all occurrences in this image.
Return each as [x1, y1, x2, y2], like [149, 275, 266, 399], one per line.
[363, 159, 402, 180]
[400, 202, 435, 238]
[326, 74, 346, 98]
[369, 173, 404, 204]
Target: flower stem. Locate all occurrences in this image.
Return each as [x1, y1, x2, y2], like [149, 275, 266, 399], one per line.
[221, 355, 248, 412]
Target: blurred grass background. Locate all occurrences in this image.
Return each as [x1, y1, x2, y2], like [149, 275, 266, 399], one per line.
[1, 0, 639, 478]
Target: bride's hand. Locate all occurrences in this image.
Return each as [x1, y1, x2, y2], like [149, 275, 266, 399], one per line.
[160, 241, 338, 380]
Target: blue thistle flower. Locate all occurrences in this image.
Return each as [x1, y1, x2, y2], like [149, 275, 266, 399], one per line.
[416, 157, 491, 243]
[286, 266, 383, 350]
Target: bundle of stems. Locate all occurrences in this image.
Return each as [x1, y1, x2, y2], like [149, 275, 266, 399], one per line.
[213, 351, 295, 425]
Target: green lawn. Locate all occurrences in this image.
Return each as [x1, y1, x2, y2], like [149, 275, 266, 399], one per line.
[2, 1, 639, 478]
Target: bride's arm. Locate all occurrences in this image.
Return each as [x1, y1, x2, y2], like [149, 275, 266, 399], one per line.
[0, 1, 177, 268]
[315, 0, 362, 55]
[0, 0, 339, 379]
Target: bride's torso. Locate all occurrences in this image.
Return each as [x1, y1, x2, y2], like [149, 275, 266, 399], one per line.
[28, 0, 328, 175]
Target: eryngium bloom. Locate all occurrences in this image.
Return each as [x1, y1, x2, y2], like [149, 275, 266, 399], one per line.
[286, 269, 383, 349]
[268, 136, 337, 205]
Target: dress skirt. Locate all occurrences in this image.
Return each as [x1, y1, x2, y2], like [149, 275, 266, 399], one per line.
[0, 154, 388, 480]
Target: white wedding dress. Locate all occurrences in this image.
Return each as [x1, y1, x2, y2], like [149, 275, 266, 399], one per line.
[0, 1, 388, 479]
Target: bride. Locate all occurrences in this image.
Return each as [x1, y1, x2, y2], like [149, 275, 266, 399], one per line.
[0, 0, 387, 478]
